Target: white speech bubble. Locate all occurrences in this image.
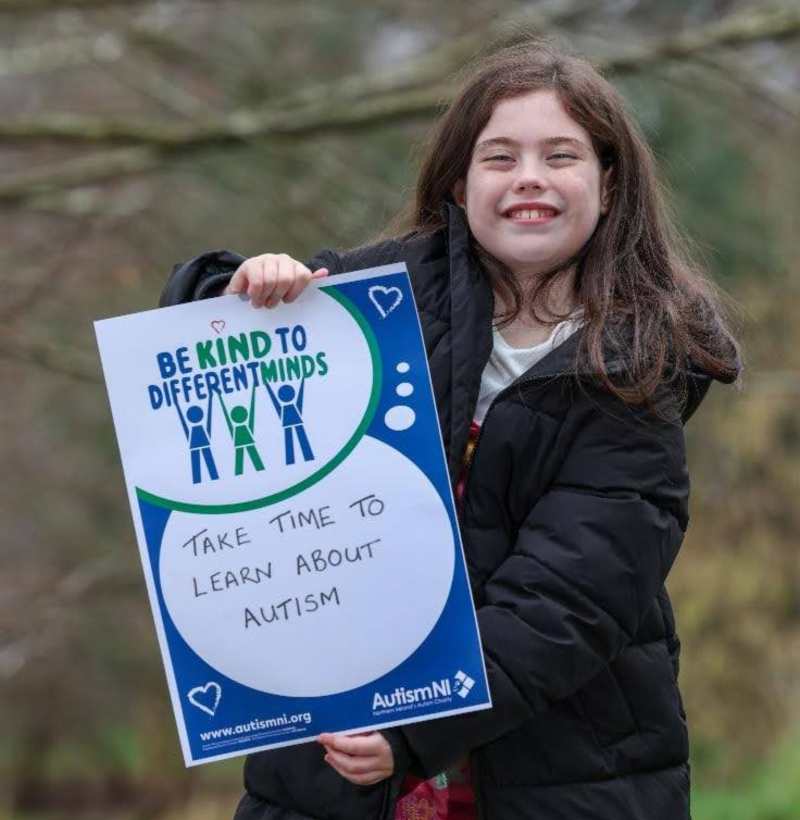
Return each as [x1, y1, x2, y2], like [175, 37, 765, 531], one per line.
[159, 437, 455, 697]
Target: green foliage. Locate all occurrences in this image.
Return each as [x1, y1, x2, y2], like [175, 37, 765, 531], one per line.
[616, 76, 784, 286]
[693, 734, 800, 820]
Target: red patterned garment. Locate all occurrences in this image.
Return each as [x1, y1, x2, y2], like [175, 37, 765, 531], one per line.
[394, 421, 482, 820]
[454, 422, 481, 507]
[394, 758, 476, 820]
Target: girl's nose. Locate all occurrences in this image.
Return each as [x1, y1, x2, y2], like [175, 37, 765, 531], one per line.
[513, 176, 547, 193]
[513, 162, 547, 192]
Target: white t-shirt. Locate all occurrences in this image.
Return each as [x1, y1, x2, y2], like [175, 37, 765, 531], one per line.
[474, 315, 581, 424]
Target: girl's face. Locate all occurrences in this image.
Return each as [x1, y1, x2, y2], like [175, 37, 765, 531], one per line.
[453, 89, 611, 281]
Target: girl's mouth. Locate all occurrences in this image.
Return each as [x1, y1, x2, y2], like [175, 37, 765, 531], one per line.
[502, 203, 562, 221]
[505, 208, 558, 220]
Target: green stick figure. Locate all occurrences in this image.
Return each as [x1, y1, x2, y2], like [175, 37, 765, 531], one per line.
[218, 384, 265, 475]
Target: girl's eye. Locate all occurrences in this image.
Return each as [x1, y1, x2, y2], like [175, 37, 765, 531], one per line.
[483, 154, 514, 163]
[548, 153, 577, 161]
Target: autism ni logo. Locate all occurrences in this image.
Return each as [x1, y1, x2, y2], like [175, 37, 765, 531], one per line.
[372, 671, 475, 712]
[454, 670, 475, 699]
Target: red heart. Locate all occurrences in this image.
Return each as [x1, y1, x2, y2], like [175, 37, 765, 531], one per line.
[211, 320, 225, 335]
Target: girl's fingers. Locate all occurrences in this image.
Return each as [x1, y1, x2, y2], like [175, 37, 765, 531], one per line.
[324, 752, 390, 785]
[318, 731, 394, 785]
[324, 747, 381, 774]
[282, 261, 314, 304]
[225, 256, 328, 308]
[264, 254, 296, 308]
[249, 258, 273, 308]
[325, 759, 386, 785]
[224, 267, 247, 296]
[282, 265, 329, 304]
[255, 256, 280, 308]
[319, 732, 386, 756]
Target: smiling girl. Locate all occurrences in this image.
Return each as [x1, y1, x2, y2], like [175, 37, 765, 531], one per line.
[162, 38, 740, 820]
[452, 88, 609, 348]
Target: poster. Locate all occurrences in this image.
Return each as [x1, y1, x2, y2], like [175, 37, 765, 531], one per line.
[95, 264, 491, 765]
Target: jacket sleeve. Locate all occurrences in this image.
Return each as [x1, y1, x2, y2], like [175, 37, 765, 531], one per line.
[158, 249, 342, 307]
[241, 741, 405, 820]
[399, 385, 690, 777]
[159, 249, 245, 306]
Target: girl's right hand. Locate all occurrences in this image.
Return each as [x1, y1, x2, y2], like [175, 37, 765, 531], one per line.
[223, 253, 329, 309]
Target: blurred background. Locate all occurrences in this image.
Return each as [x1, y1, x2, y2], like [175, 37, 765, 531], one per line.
[1, 0, 799, 818]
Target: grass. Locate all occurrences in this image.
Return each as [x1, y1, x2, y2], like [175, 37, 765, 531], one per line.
[693, 737, 800, 820]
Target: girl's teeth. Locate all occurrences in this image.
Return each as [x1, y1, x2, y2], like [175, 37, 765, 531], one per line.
[509, 209, 555, 219]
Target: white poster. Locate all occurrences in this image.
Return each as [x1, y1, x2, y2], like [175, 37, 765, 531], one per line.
[95, 264, 490, 765]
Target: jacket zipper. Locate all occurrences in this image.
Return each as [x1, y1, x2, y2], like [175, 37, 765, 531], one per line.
[377, 779, 391, 820]
[459, 370, 567, 820]
[470, 752, 487, 820]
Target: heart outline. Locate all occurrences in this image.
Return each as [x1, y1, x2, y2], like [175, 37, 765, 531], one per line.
[368, 285, 403, 319]
[188, 681, 222, 717]
[211, 320, 226, 335]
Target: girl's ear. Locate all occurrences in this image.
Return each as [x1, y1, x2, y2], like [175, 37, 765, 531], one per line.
[599, 166, 614, 215]
[452, 179, 466, 209]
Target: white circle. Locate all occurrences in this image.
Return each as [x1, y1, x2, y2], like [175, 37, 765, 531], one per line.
[385, 405, 415, 431]
[160, 437, 453, 696]
[396, 382, 413, 398]
[396, 362, 410, 373]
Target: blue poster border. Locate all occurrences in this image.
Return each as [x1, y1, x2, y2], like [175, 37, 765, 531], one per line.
[132, 266, 491, 765]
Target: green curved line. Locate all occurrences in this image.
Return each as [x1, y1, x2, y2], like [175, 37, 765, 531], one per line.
[135, 287, 382, 514]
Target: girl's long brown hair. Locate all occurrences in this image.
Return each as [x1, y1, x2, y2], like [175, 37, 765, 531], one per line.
[388, 38, 741, 412]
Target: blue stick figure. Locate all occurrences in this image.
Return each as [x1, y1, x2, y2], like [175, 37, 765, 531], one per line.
[265, 379, 314, 466]
[174, 393, 219, 484]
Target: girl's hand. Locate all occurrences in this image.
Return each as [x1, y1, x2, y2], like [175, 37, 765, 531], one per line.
[318, 731, 394, 786]
[223, 253, 329, 308]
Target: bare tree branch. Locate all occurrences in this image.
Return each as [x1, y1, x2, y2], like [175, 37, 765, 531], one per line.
[692, 48, 800, 120]
[0, 0, 179, 13]
[0, 555, 130, 680]
[0, 327, 102, 384]
[2, 4, 798, 151]
[0, 217, 103, 322]
[86, 42, 212, 120]
[297, 0, 609, 103]
[0, 148, 160, 205]
[598, 4, 800, 71]
[0, 33, 124, 77]
[1, 3, 798, 385]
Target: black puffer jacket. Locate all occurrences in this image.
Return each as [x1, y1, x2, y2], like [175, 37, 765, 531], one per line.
[161, 204, 729, 820]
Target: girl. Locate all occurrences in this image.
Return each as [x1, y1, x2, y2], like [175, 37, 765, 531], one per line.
[161, 39, 740, 820]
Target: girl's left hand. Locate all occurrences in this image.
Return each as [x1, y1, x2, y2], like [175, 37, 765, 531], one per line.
[318, 731, 394, 785]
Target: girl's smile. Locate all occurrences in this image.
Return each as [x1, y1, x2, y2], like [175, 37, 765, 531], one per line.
[502, 201, 562, 223]
[453, 89, 611, 279]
